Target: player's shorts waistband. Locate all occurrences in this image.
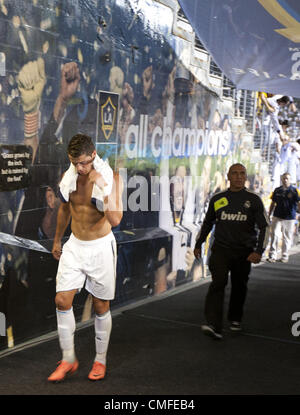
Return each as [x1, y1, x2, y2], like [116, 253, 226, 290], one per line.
[69, 232, 115, 246]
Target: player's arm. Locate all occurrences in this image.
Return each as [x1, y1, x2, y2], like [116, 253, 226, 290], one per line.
[194, 198, 216, 259]
[103, 172, 124, 227]
[250, 197, 270, 261]
[295, 188, 300, 212]
[17, 57, 46, 163]
[53, 62, 80, 124]
[261, 94, 275, 113]
[52, 202, 71, 260]
[268, 200, 276, 217]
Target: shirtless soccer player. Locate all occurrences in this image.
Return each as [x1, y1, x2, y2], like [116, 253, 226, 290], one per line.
[48, 133, 123, 382]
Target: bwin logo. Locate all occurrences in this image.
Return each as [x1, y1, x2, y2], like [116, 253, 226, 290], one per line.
[221, 211, 247, 221]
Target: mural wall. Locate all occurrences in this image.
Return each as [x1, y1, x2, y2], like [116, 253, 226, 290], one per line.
[0, 0, 270, 351]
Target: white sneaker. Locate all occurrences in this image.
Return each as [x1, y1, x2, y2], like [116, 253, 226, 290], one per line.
[230, 321, 242, 331]
[201, 325, 223, 340]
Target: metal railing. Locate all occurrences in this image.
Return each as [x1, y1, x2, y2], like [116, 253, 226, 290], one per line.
[233, 89, 257, 135]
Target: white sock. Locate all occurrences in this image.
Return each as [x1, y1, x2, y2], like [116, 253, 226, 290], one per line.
[56, 307, 76, 363]
[94, 310, 112, 366]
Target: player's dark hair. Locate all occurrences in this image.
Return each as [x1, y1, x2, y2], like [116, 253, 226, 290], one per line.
[280, 119, 289, 126]
[278, 96, 290, 105]
[67, 133, 95, 158]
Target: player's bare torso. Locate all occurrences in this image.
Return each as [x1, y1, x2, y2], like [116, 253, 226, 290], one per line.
[69, 174, 111, 240]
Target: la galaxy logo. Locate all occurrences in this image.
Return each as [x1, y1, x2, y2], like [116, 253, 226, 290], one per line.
[101, 96, 116, 140]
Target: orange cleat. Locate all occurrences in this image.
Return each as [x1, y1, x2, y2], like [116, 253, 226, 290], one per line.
[88, 361, 106, 381]
[47, 360, 79, 382]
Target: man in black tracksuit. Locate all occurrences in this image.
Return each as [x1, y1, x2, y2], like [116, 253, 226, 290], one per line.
[194, 163, 269, 339]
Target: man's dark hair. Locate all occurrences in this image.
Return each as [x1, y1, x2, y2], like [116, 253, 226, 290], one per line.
[67, 133, 95, 158]
[228, 163, 246, 174]
[280, 119, 289, 126]
[278, 96, 290, 105]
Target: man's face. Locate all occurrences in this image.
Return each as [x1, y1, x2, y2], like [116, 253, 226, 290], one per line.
[46, 187, 56, 209]
[69, 150, 96, 175]
[227, 164, 247, 191]
[282, 174, 291, 187]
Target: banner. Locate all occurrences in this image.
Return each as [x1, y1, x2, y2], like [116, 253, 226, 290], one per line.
[179, 0, 300, 96]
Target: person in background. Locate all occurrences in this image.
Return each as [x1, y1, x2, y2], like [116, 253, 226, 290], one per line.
[267, 172, 300, 263]
[194, 163, 269, 339]
[260, 95, 290, 143]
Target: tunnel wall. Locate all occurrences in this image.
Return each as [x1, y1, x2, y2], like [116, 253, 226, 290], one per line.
[0, 0, 271, 351]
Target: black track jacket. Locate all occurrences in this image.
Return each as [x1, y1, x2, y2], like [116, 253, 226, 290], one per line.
[195, 188, 270, 254]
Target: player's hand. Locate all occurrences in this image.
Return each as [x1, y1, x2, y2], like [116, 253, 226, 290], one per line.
[194, 247, 202, 261]
[89, 169, 107, 190]
[123, 82, 134, 106]
[142, 65, 154, 99]
[59, 62, 80, 102]
[165, 65, 176, 99]
[17, 57, 46, 113]
[52, 240, 62, 260]
[247, 252, 261, 264]
[185, 247, 195, 270]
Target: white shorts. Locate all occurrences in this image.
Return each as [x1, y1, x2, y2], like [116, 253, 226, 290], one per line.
[56, 232, 117, 300]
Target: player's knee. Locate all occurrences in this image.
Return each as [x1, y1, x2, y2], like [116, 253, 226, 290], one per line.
[210, 277, 228, 291]
[93, 298, 110, 315]
[55, 292, 73, 310]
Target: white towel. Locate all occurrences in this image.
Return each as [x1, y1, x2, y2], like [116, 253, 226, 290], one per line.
[59, 154, 113, 208]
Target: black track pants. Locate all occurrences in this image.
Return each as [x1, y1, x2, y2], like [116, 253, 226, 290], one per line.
[205, 244, 252, 332]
